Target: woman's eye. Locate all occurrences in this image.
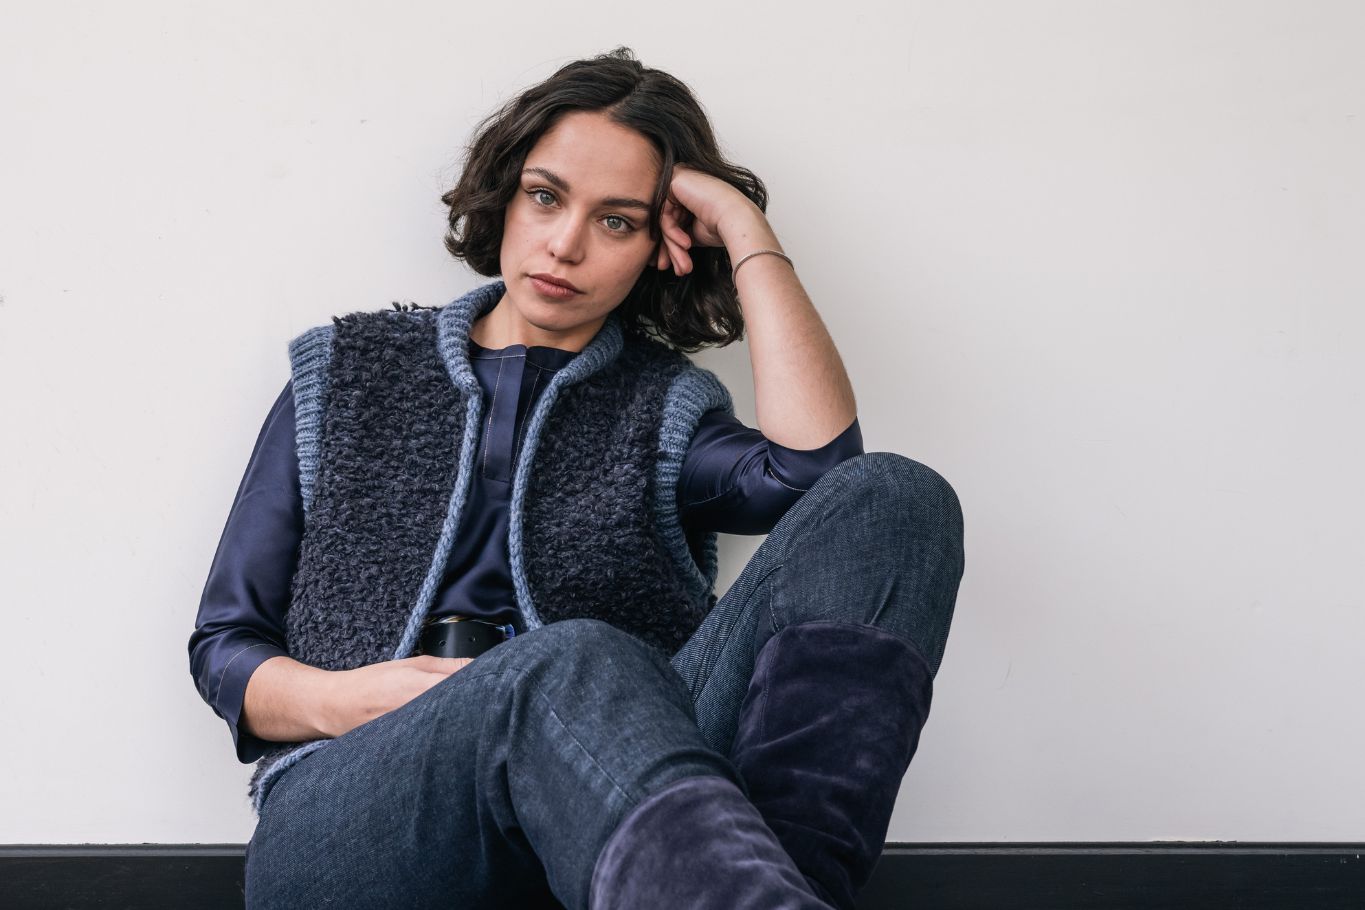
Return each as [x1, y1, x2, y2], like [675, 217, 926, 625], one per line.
[527, 188, 635, 235]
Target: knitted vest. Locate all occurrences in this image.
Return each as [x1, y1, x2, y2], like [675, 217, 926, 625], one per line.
[245, 278, 734, 817]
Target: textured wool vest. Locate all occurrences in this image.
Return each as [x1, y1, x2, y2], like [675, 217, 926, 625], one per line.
[245, 278, 734, 816]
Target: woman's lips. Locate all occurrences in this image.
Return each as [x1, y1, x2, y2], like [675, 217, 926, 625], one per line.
[530, 275, 580, 299]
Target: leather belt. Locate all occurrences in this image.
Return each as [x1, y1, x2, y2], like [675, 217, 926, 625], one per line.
[419, 615, 510, 659]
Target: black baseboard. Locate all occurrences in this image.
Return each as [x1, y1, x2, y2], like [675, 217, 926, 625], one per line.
[861, 843, 1365, 909]
[2, 843, 1362, 909]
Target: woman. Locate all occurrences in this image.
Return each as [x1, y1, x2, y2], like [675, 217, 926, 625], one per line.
[190, 47, 964, 910]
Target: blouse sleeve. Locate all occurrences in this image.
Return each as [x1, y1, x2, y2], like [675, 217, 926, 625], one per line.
[677, 409, 864, 535]
[186, 379, 301, 763]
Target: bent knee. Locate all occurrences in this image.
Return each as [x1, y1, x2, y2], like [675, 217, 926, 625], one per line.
[825, 452, 963, 538]
[525, 617, 642, 656]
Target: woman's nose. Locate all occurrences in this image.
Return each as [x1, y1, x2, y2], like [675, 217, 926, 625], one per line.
[548, 217, 586, 261]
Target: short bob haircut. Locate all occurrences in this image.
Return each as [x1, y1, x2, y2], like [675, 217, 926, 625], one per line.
[440, 46, 769, 353]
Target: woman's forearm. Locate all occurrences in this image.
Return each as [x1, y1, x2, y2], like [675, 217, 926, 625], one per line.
[241, 655, 334, 743]
[718, 207, 858, 450]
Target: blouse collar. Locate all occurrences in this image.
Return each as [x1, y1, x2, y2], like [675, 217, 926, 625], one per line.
[434, 277, 624, 397]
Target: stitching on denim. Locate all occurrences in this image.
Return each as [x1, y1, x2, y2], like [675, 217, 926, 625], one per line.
[455, 664, 635, 803]
[755, 625, 775, 742]
[767, 570, 781, 633]
[531, 680, 635, 803]
[689, 563, 783, 708]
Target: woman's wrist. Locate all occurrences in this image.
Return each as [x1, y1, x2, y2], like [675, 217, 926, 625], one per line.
[718, 202, 781, 261]
[309, 666, 347, 739]
[241, 655, 339, 743]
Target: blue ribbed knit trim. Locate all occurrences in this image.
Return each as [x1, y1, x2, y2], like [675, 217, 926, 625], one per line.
[655, 365, 734, 601]
[286, 324, 336, 516]
[385, 279, 503, 661]
[389, 390, 484, 661]
[434, 279, 504, 398]
[506, 310, 625, 633]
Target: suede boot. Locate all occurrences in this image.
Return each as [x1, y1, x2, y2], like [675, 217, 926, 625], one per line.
[728, 620, 935, 910]
[587, 774, 834, 909]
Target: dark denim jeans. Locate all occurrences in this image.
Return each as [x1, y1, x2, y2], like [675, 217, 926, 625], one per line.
[244, 451, 964, 909]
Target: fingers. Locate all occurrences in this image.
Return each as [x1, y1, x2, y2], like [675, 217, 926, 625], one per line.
[664, 219, 692, 250]
[658, 237, 689, 276]
[656, 228, 693, 277]
[662, 199, 693, 249]
[655, 200, 694, 276]
[667, 235, 693, 275]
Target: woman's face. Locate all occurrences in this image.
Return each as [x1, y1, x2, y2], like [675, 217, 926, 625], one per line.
[492, 109, 662, 351]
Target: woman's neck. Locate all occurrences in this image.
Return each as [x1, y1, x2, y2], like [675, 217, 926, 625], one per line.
[469, 294, 598, 353]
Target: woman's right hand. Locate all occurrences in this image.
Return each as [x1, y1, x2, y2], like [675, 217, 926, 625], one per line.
[319, 655, 474, 739]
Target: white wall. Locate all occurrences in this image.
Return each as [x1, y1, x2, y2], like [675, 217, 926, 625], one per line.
[1, 0, 1361, 844]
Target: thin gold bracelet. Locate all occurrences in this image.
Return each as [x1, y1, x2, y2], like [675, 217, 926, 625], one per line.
[731, 248, 794, 281]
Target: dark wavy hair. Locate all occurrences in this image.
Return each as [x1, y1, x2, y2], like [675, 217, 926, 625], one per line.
[439, 46, 768, 353]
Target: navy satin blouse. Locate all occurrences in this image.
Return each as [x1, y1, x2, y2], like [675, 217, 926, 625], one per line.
[190, 338, 863, 763]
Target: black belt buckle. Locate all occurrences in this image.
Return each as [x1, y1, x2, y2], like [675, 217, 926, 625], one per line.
[419, 615, 509, 659]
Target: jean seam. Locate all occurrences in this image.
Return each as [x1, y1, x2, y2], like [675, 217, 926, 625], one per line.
[766, 565, 782, 633]
[689, 563, 782, 710]
[531, 678, 634, 804]
[456, 664, 636, 805]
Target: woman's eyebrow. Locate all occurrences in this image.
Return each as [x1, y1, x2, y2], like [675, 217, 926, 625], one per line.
[522, 166, 653, 212]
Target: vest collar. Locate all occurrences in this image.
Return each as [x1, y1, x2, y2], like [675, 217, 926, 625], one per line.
[435, 277, 625, 396]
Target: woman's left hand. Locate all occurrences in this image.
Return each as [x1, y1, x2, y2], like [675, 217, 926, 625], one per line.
[655, 164, 760, 277]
